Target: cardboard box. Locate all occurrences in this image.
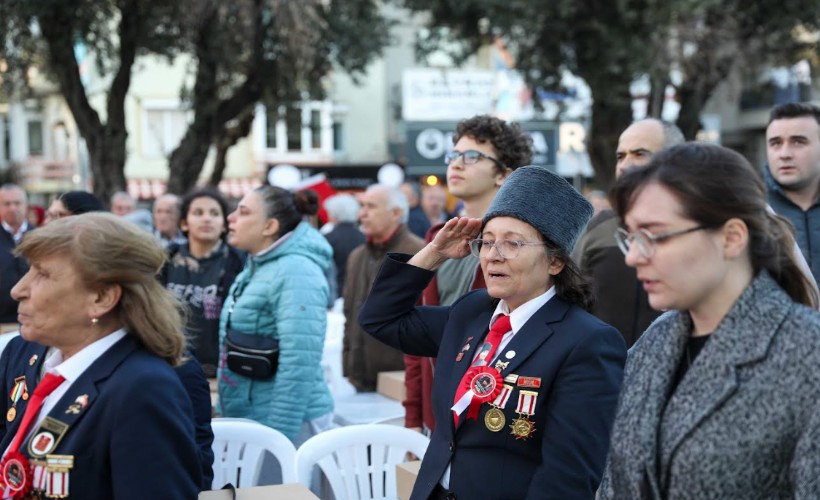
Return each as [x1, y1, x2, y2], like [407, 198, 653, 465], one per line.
[396, 460, 422, 500]
[199, 484, 319, 500]
[377, 370, 406, 401]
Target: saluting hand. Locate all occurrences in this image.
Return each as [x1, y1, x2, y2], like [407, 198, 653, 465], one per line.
[408, 217, 482, 271]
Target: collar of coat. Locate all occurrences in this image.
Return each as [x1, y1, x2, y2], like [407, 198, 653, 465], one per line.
[366, 225, 407, 251]
[635, 270, 792, 367]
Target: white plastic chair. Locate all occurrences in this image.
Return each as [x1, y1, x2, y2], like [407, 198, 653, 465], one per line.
[211, 418, 297, 489]
[295, 424, 430, 500]
[322, 309, 356, 398]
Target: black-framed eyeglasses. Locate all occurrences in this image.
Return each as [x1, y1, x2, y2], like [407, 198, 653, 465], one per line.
[468, 239, 548, 259]
[444, 149, 504, 168]
[615, 225, 707, 259]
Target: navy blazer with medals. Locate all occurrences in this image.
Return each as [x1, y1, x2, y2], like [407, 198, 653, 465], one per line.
[0, 335, 201, 499]
[359, 254, 626, 500]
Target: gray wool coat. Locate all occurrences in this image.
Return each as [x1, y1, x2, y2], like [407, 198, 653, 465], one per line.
[600, 272, 820, 499]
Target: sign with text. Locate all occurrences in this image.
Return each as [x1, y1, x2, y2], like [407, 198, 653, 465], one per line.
[405, 121, 558, 176]
[402, 69, 496, 121]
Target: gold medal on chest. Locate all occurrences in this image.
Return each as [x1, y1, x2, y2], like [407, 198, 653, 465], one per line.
[6, 407, 16, 422]
[484, 406, 505, 432]
[509, 416, 536, 440]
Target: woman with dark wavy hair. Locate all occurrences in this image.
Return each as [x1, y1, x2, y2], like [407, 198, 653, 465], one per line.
[600, 143, 820, 499]
[359, 166, 626, 499]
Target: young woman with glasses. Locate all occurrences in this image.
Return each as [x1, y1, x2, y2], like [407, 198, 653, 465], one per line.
[359, 166, 626, 500]
[600, 143, 820, 499]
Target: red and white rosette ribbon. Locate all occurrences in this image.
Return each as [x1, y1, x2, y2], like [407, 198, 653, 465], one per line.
[0, 450, 33, 499]
[452, 366, 503, 421]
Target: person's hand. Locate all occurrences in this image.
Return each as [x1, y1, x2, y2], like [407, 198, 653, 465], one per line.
[430, 217, 482, 260]
[408, 217, 482, 270]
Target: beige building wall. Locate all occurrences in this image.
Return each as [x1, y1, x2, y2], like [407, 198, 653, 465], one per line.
[329, 58, 390, 164]
[122, 55, 257, 182]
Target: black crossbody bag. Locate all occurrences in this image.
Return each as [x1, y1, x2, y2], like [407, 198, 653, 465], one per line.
[224, 286, 279, 380]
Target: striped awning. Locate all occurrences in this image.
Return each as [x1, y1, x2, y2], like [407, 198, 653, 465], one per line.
[126, 178, 263, 200]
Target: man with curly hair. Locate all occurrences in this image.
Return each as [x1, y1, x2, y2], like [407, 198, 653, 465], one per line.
[403, 115, 533, 435]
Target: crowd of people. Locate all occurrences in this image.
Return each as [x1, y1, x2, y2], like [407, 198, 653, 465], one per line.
[0, 102, 818, 498]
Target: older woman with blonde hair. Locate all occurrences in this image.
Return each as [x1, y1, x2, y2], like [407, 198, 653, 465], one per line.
[0, 213, 200, 499]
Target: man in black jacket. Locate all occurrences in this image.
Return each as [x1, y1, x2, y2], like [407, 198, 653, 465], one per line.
[571, 119, 684, 347]
[0, 184, 31, 333]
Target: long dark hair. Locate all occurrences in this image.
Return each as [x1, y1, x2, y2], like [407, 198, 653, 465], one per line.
[543, 238, 594, 310]
[611, 142, 817, 308]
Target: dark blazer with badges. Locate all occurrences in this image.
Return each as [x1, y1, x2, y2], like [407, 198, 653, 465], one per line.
[359, 254, 626, 500]
[0, 335, 201, 499]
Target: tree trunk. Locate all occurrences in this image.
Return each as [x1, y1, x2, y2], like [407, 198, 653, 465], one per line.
[675, 61, 734, 141]
[38, 1, 139, 204]
[167, 0, 264, 194]
[209, 105, 256, 186]
[674, 15, 738, 141]
[647, 75, 668, 119]
[165, 5, 219, 195]
[166, 128, 214, 194]
[583, 76, 634, 190]
[85, 129, 127, 203]
[675, 83, 705, 140]
[166, 81, 263, 194]
[208, 145, 229, 189]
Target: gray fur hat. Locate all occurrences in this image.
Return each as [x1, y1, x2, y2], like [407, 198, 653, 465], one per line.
[483, 166, 593, 253]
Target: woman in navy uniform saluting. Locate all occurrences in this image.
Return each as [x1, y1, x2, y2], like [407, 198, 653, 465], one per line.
[359, 166, 626, 499]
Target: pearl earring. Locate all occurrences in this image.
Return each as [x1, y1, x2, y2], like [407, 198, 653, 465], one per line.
[91, 318, 99, 325]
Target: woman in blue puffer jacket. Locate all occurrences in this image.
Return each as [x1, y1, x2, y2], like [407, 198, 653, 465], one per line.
[218, 186, 333, 444]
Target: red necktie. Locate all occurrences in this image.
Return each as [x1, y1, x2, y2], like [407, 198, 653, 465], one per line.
[452, 314, 511, 425]
[7, 373, 65, 455]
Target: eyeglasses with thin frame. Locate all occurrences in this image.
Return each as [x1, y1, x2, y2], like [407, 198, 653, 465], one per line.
[469, 239, 549, 259]
[615, 225, 707, 259]
[444, 149, 504, 168]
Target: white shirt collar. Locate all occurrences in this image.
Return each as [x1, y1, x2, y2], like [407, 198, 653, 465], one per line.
[43, 328, 128, 383]
[2, 221, 28, 242]
[490, 286, 557, 333]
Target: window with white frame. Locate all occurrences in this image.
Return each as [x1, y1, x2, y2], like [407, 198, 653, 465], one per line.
[27, 119, 43, 155]
[141, 101, 190, 158]
[264, 101, 334, 154]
